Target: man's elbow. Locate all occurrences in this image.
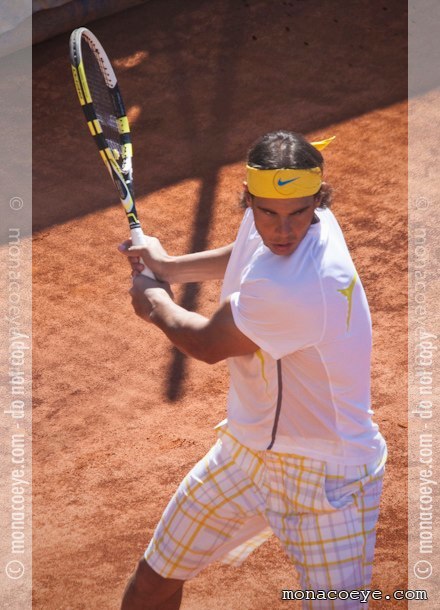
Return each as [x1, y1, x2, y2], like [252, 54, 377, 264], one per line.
[202, 349, 224, 365]
[196, 339, 226, 364]
[190, 343, 223, 364]
[177, 338, 224, 365]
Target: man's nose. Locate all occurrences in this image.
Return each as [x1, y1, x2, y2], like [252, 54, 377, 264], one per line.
[275, 217, 292, 236]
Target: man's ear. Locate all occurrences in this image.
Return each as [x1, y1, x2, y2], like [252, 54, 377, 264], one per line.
[313, 187, 323, 208]
[243, 181, 253, 207]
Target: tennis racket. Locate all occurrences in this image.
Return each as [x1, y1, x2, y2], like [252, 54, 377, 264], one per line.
[69, 27, 154, 278]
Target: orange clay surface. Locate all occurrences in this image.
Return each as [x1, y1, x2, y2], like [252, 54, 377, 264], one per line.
[32, 1, 408, 608]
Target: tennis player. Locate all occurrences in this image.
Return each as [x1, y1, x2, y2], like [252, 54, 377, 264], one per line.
[119, 131, 387, 610]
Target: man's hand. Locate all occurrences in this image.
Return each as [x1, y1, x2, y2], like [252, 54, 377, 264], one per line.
[129, 274, 174, 322]
[118, 236, 173, 281]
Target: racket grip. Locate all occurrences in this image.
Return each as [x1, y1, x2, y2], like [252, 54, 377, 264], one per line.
[130, 227, 155, 279]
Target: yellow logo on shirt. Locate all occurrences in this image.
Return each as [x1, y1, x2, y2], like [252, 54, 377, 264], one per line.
[337, 273, 358, 331]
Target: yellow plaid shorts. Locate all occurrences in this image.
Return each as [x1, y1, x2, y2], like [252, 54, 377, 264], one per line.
[145, 425, 386, 605]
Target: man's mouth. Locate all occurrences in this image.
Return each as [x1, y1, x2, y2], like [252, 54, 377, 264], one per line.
[270, 242, 295, 254]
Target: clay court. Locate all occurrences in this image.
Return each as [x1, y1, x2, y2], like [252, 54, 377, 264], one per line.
[32, 1, 408, 608]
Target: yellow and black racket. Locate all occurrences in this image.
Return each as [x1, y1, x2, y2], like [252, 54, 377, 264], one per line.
[69, 27, 154, 278]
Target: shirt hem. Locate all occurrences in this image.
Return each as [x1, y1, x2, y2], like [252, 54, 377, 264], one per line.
[220, 420, 387, 466]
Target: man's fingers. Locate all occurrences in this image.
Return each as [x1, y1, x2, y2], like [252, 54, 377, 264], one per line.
[118, 239, 133, 254]
[118, 241, 145, 274]
[120, 243, 149, 263]
[126, 244, 145, 253]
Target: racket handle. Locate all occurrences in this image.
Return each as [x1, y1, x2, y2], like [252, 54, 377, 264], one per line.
[130, 227, 155, 279]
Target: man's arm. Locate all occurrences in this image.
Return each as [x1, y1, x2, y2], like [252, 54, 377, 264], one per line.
[120, 239, 234, 284]
[129, 276, 258, 364]
[164, 243, 234, 284]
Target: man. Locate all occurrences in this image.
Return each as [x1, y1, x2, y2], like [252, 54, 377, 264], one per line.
[119, 131, 387, 609]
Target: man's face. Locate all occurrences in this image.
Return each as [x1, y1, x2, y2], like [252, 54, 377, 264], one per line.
[248, 193, 320, 256]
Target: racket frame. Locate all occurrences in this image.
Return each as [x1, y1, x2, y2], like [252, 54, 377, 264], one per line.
[69, 27, 154, 277]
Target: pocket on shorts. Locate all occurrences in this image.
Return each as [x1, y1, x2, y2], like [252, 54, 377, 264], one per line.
[323, 460, 385, 512]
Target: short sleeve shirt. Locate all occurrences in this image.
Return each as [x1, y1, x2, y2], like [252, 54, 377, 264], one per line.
[220, 207, 386, 465]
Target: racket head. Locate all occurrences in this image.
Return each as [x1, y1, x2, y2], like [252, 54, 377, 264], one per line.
[69, 27, 141, 230]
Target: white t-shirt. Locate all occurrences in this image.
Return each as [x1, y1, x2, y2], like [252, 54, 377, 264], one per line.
[220, 207, 386, 465]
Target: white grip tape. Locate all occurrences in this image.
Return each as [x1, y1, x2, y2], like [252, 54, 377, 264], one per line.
[130, 227, 155, 279]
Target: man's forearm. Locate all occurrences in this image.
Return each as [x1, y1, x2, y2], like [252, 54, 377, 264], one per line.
[165, 243, 234, 284]
[144, 288, 258, 364]
[148, 291, 212, 362]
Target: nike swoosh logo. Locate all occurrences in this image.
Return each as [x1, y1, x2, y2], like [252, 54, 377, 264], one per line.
[277, 177, 300, 186]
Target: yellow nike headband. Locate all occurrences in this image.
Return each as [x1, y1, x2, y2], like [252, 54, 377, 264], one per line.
[246, 136, 335, 199]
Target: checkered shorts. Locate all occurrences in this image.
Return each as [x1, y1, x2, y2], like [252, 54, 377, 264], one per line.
[145, 425, 386, 607]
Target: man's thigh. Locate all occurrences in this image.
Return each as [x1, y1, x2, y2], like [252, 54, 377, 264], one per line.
[144, 438, 269, 580]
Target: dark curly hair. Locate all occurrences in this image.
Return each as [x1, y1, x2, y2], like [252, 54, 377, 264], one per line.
[241, 130, 333, 208]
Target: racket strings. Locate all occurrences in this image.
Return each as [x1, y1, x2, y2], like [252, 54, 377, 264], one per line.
[81, 41, 123, 164]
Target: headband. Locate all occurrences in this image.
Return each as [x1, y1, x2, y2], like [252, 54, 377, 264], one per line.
[246, 136, 335, 199]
